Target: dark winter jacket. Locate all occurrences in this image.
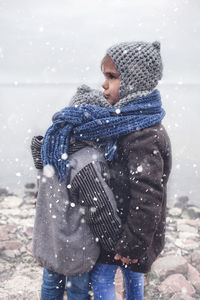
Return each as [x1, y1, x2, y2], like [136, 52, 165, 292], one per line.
[98, 123, 172, 273]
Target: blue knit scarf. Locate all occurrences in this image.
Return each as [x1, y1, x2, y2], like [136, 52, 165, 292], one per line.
[41, 89, 165, 181]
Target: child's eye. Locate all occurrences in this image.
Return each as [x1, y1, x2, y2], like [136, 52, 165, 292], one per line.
[108, 74, 115, 79]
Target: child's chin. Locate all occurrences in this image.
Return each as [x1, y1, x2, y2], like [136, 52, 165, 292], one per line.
[109, 99, 119, 105]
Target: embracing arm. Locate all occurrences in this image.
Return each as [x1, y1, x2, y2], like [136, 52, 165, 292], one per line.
[31, 136, 43, 169]
[71, 162, 122, 252]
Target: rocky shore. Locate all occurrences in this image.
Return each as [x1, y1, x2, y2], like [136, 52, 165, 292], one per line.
[0, 186, 200, 300]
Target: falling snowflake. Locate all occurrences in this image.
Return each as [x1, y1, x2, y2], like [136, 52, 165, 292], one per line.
[137, 165, 143, 173]
[92, 154, 98, 160]
[66, 281, 72, 288]
[78, 208, 85, 216]
[61, 153, 68, 160]
[115, 109, 121, 114]
[90, 207, 97, 213]
[43, 165, 55, 178]
[39, 26, 44, 32]
[84, 111, 90, 118]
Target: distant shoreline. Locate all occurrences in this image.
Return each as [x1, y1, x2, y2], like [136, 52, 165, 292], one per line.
[0, 82, 200, 88]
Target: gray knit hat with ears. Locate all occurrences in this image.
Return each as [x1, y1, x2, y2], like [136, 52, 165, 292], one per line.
[69, 85, 112, 108]
[106, 41, 163, 99]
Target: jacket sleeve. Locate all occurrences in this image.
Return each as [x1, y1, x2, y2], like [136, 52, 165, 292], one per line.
[30, 136, 43, 169]
[115, 128, 166, 259]
[71, 162, 122, 252]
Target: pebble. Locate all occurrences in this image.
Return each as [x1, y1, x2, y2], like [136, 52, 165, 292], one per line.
[177, 223, 198, 233]
[175, 239, 199, 251]
[0, 196, 24, 209]
[159, 273, 195, 296]
[168, 207, 182, 217]
[170, 292, 196, 300]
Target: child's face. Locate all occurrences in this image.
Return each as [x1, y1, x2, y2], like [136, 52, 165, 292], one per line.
[101, 56, 120, 105]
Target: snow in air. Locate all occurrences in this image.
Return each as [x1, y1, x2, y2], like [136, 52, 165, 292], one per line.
[115, 109, 121, 114]
[137, 165, 143, 173]
[43, 165, 55, 178]
[61, 153, 68, 160]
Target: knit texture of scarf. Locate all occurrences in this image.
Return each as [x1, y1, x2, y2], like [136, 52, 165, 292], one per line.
[41, 89, 165, 181]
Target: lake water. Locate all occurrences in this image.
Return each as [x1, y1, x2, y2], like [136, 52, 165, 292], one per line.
[0, 83, 199, 206]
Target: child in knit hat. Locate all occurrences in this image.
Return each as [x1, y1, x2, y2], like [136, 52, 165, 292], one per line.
[89, 41, 172, 299]
[31, 40, 171, 300]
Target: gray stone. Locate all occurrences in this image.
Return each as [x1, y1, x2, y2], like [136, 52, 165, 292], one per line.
[0, 188, 9, 197]
[187, 206, 200, 218]
[159, 273, 195, 296]
[1, 269, 42, 297]
[187, 263, 200, 291]
[175, 239, 199, 250]
[177, 218, 199, 227]
[0, 258, 14, 275]
[177, 223, 198, 233]
[2, 249, 21, 258]
[24, 183, 36, 189]
[0, 240, 23, 251]
[168, 207, 182, 217]
[0, 224, 17, 241]
[151, 255, 188, 279]
[24, 226, 33, 239]
[174, 196, 189, 209]
[190, 250, 200, 265]
[179, 232, 199, 240]
[1, 196, 23, 209]
[166, 216, 176, 225]
[169, 292, 195, 300]
[181, 209, 192, 219]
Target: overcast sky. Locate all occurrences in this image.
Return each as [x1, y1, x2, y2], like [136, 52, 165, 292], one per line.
[0, 0, 200, 85]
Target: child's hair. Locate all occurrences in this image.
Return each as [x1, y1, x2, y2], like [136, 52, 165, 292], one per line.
[103, 41, 163, 98]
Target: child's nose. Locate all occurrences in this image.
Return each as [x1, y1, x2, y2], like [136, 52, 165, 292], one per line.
[102, 79, 108, 90]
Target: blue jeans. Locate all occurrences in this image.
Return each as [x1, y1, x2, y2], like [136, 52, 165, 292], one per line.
[91, 264, 144, 300]
[41, 268, 91, 300]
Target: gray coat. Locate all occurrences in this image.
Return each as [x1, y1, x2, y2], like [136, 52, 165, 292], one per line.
[32, 146, 121, 276]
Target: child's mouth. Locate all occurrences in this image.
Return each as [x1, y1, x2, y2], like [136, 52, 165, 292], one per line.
[104, 94, 109, 99]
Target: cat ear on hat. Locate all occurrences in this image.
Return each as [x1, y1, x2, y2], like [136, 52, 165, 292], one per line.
[152, 41, 161, 51]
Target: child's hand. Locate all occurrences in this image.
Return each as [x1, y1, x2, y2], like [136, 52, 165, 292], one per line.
[114, 254, 138, 264]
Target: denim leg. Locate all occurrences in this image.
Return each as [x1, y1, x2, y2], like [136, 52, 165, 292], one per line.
[91, 264, 118, 300]
[120, 268, 144, 300]
[67, 272, 91, 300]
[41, 268, 66, 300]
